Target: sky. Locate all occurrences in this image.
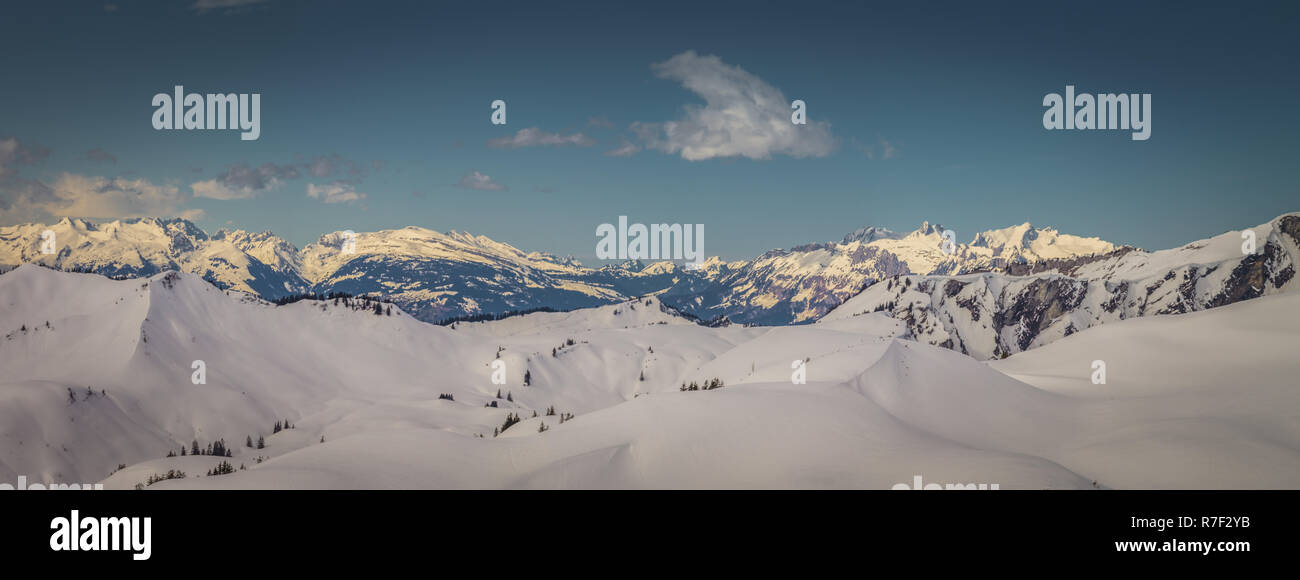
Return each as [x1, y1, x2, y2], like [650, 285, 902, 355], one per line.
[1, 0, 1297, 261]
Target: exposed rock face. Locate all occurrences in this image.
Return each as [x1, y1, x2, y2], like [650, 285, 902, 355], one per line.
[821, 213, 1300, 360]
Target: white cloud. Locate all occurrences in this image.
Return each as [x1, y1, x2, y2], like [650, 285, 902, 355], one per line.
[605, 139, 641, 157]
[634, 51, 836, 161]
[456, 171, 507, 191]
[488, 127, 595, 149]
[306, 181, 366, 204]
[5, 173, 189, 220]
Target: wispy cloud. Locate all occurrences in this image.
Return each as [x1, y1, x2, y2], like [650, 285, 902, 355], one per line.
[192, 0, 269, 13]
[85, 147, 117, 164]
[632, 51, 836, 161]
[0, 137, 50, 177]
[605, 139, 640, 157]
[861, 136, 899, 160]
[192, 162, 299, 200]
[488, 127, 595, 149]
[456, 171, 507, 192]
[306, 181, 366, 204]
[303, 154, 367, 179]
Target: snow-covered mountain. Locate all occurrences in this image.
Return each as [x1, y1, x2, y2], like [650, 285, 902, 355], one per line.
[0, 217, 308, 299]
[296, 226, 633, 322]
[821, 213, 1300, 359]
[5, 214, 1282, 338]
[664, 220, 1118, 325]
[4, 263, 1299, 489]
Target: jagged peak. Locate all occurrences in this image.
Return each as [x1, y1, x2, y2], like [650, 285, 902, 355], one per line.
[841, 225, 901, 244]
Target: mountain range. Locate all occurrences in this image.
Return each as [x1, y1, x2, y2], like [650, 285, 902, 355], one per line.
[2, 213, 1295, 359]
[0, 216, 1120, 322]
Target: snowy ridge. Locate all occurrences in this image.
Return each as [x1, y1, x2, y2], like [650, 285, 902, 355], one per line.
[822, 213, 1300, 359]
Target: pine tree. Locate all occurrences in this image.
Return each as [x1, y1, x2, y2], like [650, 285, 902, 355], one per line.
[191, 440, 200, 456]
[507, 391, 513, 402]
[523, 369, 531, 386]
[246, 435, 253, 448]
[257, 435, 265, 449]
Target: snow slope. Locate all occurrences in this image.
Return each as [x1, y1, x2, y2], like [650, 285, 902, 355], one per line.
[5, 264, 1296, 489]
[989, 291, 1300, 488]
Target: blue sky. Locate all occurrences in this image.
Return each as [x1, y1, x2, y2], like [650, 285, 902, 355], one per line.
[1, 0, 1297, 261]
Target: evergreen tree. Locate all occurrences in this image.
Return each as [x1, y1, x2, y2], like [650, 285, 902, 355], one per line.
[257, 435, 265, 449]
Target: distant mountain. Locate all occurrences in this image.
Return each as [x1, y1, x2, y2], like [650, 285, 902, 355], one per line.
[1, 214, 1245, 331]
[820, 213, 1300, 359]
[0, 217, 308, 298]
[665, 220, 1118, 325]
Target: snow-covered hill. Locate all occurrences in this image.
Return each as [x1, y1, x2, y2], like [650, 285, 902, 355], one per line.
[3, 264, 1298, 489]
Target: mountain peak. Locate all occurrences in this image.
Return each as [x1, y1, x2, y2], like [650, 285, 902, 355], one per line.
[906, 221, 943, 238]
[841, 225, 901, 244]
